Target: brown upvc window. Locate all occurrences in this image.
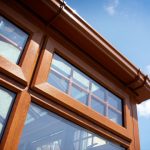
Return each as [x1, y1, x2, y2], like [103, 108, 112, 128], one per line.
[48, 54, 123, 126]
[0, 1, 141, 149]
[0, 15, 28, 64]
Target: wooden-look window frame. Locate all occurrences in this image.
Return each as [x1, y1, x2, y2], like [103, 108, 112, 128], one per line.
[0, 1, 139, 150]
[31, 35, 133, 146]
[0, 76, 31, 150]
[0, 2, 43, 86]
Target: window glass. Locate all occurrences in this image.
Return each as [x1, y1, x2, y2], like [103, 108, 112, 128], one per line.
[107, 92, 122, 111]
[108, 108, 122, 125]
[71, 84, 88, 104]
[51, 54, 72, 77]
[48, 70, 69, 93]
[18, 103, 125, 150]
[72, 68, 90, 90]
[91, 82, 105, 100]
[0, 16, 28, 64]
[48, 54, 123, 126]
[0, 86, 15, 139]
[91, 97, 105, 115]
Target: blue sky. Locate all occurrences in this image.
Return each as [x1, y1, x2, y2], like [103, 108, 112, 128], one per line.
[65, 0, 150, 149]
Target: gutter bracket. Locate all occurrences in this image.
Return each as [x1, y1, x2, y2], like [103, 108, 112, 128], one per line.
[46, 0, 65, 27]
[126, 69, 141, 88]
[134, 75, 148, 91]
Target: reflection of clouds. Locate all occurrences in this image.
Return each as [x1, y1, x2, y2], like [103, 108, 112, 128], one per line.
[92, 136, 107, 147]
[137, 100, 150, 118]
[104, 0, 119, 16]
[0, 16, 28, 49]
[137, 66, 150, 117]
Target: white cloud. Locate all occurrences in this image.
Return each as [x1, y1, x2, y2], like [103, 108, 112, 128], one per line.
[104, 0, 119, 16]
[137, 100, 150, 118]
[137, 65, 150, 117]
[146, 65, 150, 76]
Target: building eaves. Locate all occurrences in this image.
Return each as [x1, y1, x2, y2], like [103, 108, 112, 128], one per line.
[18, 0, 150, 103]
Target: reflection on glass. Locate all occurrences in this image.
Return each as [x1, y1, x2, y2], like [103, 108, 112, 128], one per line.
[48, 54, 123, 125]
[108, 108, 122, 125]
[91, 97, 105, 115]
[0, 86, 15, 139]
[51, 54, 71, 77]
[91, 82, 105, 100]
[0, 16, 28, 64]
[48, 70, 69, 93]
[19, 103, 125, 150]
[72, 68, 90, 90]
[71, 84, 88, 104]
[108, 92, 122, 111]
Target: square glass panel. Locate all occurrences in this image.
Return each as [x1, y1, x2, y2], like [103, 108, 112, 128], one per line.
[48, 70, 69, 93]
[91, 82, 105, 100]
[91, 97, 105, 115]
[107, 92, 122, 111]
[108, 108, 122, 125]
[70, 84, 88, 105]
[19, 103, 125, 150]
[51, 54, 72, 77]
[0, 16, 28, 64]
[0, 86, 15, 139]
[72, 68, 90, 90]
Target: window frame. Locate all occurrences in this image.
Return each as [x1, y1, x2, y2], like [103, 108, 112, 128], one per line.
[31, 35, 133, 145]
[0, 1, 140, 149]
[0, 76, 31, 150]
[0, 2, 43, 86]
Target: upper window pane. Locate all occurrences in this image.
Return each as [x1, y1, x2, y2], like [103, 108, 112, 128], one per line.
[107, 91, 122, 111]
[72, 68, 90, 90]
[0, 16, 28, 64]
[48, 54, 123, 126]
[51, 54, 72, 77]
[91, 97, 105, 115]
[48, 70, 69, 93]
[0, 86, 15, 139]
[71, 84, 88, 105]
[91, 82, 105, 100]
[19, 103, 125, 150]
[108, 108, 122, 125]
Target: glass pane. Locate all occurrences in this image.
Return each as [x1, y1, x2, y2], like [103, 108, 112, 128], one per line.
[48, 70, 69, 93]
[19, 103, 125, 150]
[108, 108, 122, 125]
[91, 97, 105, 115]
[91, 82, 105, 100]
[0, 86, 15, 139]
[107, 92, 122, 111]
[0, 16, 28, 64]
[72, 68, 90, 90]
[71, 84, 88, 104]
[51, 54, 72, 77]
[48, 54, 123, 126]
